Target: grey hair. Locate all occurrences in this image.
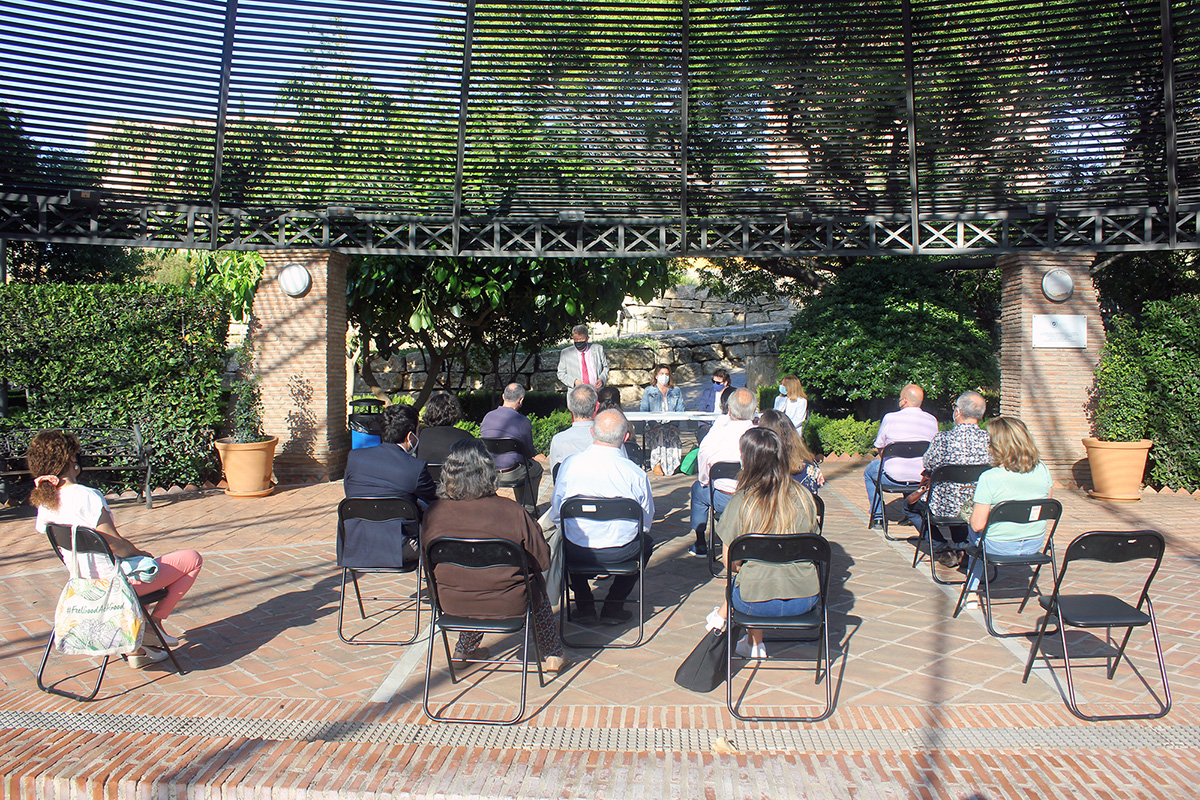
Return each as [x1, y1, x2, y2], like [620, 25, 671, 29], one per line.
[568, 384, 598, 419]
[956, 390, 986, 420]
[437, 439, 499, 501]
[728, 387, 758, 421]
[571, 324, 589, 338]
[592, 408, 629, 446]
[502, 383, 526, 404]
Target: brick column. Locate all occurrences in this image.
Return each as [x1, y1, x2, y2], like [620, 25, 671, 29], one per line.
[249, 250, 349, 484]
[998, 252, 1103, 484]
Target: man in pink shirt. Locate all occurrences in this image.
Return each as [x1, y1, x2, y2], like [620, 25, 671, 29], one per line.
[864, 383, 938, 529]
[687, 388, 757, 555]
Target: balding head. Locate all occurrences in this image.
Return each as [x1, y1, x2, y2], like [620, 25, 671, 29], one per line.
[955, 390, 986, 422]
[728, 388, 757, 421]
[502, 383, 525, 407]
[592, 408, 629, 447]
[568, 384, 598, 420]
[900, 384, 925, 408]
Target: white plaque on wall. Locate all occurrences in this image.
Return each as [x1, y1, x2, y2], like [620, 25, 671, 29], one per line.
[1032, 315, 1088, 348]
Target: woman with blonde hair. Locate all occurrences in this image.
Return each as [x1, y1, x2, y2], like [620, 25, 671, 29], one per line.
[756, 409, 824, 495]
[773, 375, 808, 427]
[27, 430, 204, 668]
[707, 427, 821, 659]
[964, 417, 1053, 594]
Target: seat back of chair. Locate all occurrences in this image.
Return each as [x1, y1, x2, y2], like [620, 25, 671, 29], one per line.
[45, 522, 119, 579]
[710, 461, 741, 483]
[928, 463, 990, 487]
[560, 496, 642, 527]
[482, 437, 523, 457]
[986, 498, 1062, 526]
[423, 537, 534, 615]
[336, 497, 420, 569]
[880, 440, 931, 461]
[811, 492, 825, 533]
[1063, 529, 1164, 566]
[727, 532, 831, 598]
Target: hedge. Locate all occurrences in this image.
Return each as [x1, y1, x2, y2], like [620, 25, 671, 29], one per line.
[0, 284, 229, 488]
[1136, 296, 1200, 490]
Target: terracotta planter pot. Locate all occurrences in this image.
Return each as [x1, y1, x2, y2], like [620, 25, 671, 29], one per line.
[1081, 438, 1152, 502]
[215, 436, 278, 498]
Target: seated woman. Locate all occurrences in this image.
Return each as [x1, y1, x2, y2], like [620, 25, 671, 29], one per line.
[964, 417, 1054, 595]
[773, 375, 809, 428]
[27, 430, 203, 668]
[596, 385, 622, 412]
[757, 409, 824, 495]
[639, 363, 685, 476]
[420, 439, 570, 675]
[416, 392, 474, 475]
[709, 427, 821, 659]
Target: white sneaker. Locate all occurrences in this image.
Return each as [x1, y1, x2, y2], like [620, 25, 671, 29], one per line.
[735, 636, 768, 659]
[705, 606, 727, 632]
[147, 628, 180, 647]
[127, 647, 169, 668]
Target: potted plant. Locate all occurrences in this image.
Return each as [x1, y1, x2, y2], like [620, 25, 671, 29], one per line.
[1083, 318, 1152, 502]
[214, 344, 278, 497]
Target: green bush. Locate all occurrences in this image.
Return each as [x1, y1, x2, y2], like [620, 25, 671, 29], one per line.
[529, 410, 573, 456]
[1092, 317, 1149, 441]
[778, 261, 998, 406]
[0, 284, 229, 487]
[456, 390, 564, 423]
[1138, 296, 1200, 490]
[804, 414, 880, 457]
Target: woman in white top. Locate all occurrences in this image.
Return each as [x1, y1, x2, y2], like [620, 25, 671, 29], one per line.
[28, 431, 204, 668]
[773, 375, 809, 428]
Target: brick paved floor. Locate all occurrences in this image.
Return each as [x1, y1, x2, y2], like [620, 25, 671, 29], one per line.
[0, 457, 1196, 797]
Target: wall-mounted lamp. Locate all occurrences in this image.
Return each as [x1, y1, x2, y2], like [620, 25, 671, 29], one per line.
[558, 210, 586, 223]
[786, 209, 812, 223]
[326, 205, 356, 219]
[1041, 268, 1075, 302]
[278, 262, 313, 298]
[66, 189, 102, 208]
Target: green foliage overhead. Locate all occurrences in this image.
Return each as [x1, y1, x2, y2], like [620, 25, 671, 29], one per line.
[0, 284, 230, 488]
[190, 251, 264, 323]
[778, 260, 998, 407]
[5, 241, 148, 284]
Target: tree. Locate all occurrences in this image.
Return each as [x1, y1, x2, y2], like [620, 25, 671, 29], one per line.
[777, 259, 998, 412]
[5, 241, 148, 284]
[348, 254, 673, 407]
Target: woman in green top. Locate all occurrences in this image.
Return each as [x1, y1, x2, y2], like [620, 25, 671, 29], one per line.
[713, 427, 820, 659]
[964, 417, 1054, 592]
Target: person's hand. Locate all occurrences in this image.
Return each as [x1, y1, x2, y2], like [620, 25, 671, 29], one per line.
[574, 379, 583, 386]
[594, 380, 603, 389]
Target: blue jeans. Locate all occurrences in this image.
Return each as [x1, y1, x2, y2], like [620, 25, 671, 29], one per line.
[964, 528, 1045, 591]
[564, 533, 652, 606]
[732, 585, 819, 616]
[689, 479, 731, 534]
[863, 459, 923, 526]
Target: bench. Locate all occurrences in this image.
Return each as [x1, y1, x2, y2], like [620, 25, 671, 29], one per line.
[0, 425, 154, 509]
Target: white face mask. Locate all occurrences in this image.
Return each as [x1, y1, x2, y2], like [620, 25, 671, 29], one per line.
[657, 374, 670, 386]
[779, 384, 788, 395]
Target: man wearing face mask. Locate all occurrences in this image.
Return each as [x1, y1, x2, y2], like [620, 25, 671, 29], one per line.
[558, 324, 609, 391]
[343, 404, 438, 561]
[693, 368, 731, 444]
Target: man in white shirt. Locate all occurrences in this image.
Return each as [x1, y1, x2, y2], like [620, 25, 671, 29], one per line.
[687, 387, 757, 556]
[864, 383, 938, 529]
[550, 409, 653, 624]
[557, 324, 609, 391]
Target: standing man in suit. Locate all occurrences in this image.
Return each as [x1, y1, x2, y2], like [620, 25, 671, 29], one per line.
[557, 324, 608, 391]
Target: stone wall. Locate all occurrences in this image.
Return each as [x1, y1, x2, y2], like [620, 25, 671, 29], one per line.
[358, 322, 790, 406]
[594, 284, 797, 335]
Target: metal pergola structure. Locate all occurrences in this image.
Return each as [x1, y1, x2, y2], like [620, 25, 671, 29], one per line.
[1, 0, 1197, 258]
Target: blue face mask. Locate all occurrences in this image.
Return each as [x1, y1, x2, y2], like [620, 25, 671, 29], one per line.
[779, 384, 788, 394]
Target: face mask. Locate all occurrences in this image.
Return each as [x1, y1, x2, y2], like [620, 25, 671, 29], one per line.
[779, 384, 788, 395]
[574, 341, 588, 352]
[657, 374, 670, 386]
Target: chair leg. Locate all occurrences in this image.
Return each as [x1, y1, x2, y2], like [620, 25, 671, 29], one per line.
[707, 501, 722, 578]
[143, 616, 186, 675]
[36, 631, 109, 702]
[337, 564, 423, 647]
[1021, 605, 1056, 683]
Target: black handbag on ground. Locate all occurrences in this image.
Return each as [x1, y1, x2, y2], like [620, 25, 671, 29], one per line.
[674, 627, 731, 693]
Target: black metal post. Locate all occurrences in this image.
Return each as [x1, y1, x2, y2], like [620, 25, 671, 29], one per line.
[210, 0, 239, 249]
[1162, 0, 1178, 248]
[453, 0, 477, 257]
[680, 0, 690, 256]
[903, 0, 920, 254]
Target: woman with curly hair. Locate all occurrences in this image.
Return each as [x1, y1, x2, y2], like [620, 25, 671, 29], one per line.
[28, 430, 203, 668]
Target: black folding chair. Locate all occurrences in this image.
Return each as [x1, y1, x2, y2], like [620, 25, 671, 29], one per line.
[336, 497, 423, 646]
[1022, 530, 1171, 721]
[559, 496, 647, 649]
[707, 461, 741, 577]
[422, 537, 546, 725]
[912, 463, 990, 584]
[38, 523, 185, 702]
[871, 441, 930, 540]
[953, 498, 1062, 637]
[725, 533, 834, 722]
[811, 491, 825, 534]
[483, 437, 535, 510]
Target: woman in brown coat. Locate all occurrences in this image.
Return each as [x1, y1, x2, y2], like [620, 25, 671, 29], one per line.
[420, 439, 570, 675]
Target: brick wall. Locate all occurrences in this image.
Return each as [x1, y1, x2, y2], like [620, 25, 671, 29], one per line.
[998, 252, 1103, 483]
[250, 250, 349, 484]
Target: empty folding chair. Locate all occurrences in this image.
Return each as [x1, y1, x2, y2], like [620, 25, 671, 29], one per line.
[559, 497, 647, 649]
[725, 533, 834, 722]
[912, 463, 989, 584]
[38, 523, 185, 701]
[422, 537, 546, 725]
[871, 440, 930, 540]
[953, 498, 1062, 637]
[1022, 530, 1170, 721]
[336, 497, 423, 646]
[707, 461, 741, 577]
